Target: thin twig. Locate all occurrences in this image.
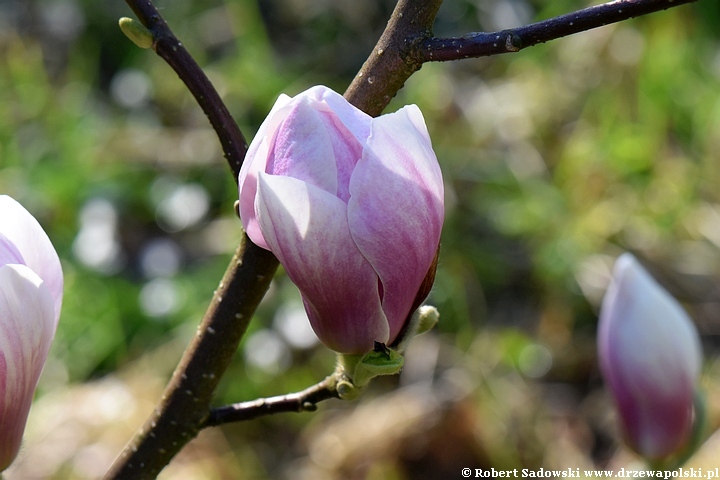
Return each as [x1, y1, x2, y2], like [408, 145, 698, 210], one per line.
[420, 0, 699, 62]
[124, 0, 248, 180]
[204, 376, 340, 426]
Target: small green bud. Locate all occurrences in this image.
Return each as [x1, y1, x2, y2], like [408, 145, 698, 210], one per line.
[415, 305, 439, 335]
[393, 304, 440, 352]
[119, 17, 154, 49]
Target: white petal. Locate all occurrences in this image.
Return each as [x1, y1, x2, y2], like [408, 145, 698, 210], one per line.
[0, 196, 63, 326]
[0, 264, 56, 470]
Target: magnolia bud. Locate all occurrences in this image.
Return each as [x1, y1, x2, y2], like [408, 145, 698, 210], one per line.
[598, 253, 702, 460]
[238, 86, 444, 354]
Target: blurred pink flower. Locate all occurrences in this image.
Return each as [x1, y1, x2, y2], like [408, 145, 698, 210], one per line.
[0, 195, 63, 471]
[598, 253, 701, 460]
[238, 86, 444, 353]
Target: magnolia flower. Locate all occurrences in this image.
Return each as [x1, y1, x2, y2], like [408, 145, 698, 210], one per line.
[0, 195, 63, 471]
[238, 86, 444, 354]
[598, 253, 702, 460]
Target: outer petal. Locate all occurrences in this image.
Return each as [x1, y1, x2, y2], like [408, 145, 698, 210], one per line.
[313, 110, 365, 203]
[303, 86, 372, 145]
[238, 88, 369, 247]
[0, 264, 56, 471]
[0, 196, 63, 326]
[598, 254, 702, 459]
[238, 94, 294, 249]
[291, 86, 371, 202]
[256, 173, 388, 353]
[0, 233, 24, 267]
[348, 105, 444, 343]
[266, 98, 338, 194]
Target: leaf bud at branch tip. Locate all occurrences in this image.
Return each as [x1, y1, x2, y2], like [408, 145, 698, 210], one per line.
[415, 305, 439, 336]
[119, 17, 154, 49]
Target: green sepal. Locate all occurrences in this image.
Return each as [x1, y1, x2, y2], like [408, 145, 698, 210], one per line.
[333, 305, 439, 400]
[336, 346, 404, 392]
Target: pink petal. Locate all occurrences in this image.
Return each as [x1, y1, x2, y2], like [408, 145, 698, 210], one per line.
[348, 105, 444, 342]
[239, 89, 368, 247]
[313, 110, 364, 203]
[256, 173, 388, 353]
[0, 196, 63, 327]
[305, 86, 372, 145]
[267, 98, 338, 193]
[0, 233, 24, 267]
[238, 95, 294, 249]
[0, 264, 56, 471]
[277, 86, 371, 203]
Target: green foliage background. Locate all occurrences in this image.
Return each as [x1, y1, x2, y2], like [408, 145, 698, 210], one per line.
[2, 0, 720, 478]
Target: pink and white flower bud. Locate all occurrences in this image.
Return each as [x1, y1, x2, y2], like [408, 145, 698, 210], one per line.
[598, 253, 702, 460]
[0, 195, 63, 471]
[238, 86, 444, 354]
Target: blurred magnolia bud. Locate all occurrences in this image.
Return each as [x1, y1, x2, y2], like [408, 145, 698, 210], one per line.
[598, 253, 702, 460]
[238, 85, 444, 354]
[0, 195, 63, 471]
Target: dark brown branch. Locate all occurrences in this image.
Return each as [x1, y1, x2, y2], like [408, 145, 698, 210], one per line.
[344, 0, 444, 116]
[420, 0, 698, 62]
[105, 238, 279, 480]
[204, 376, 340, 426]
[124, 0, 248, 180]
[344, 0, 698, 116]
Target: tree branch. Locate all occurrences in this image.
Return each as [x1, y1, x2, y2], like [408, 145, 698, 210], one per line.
[105, 237, 279, 479]
[204, 376, 340, 426]
[105, 2, 280, 478]
[344, 0, 444, 116]
[420, 0, 698, 62]
[124, 0, 248, 180]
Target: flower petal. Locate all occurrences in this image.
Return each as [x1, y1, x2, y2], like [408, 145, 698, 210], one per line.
[348, 105, 444, 342]
[238, 94, 294, 249]
[256, 173, 388, 353]
[314, 112, 364, 203]
[293, 86, 371, 202]
[598, 254, 702, 459]
[0, 196, 63, 326]
[0, 264, 56, 471]
[267, 98, 338, 193]
[304, 86, 372, 145]
[0, 233, 24, 267]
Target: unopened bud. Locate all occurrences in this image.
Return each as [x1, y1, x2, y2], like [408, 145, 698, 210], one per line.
[119, 17, 153, 49]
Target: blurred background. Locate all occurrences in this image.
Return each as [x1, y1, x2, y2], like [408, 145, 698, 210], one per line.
[2, 0, 720, 478]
